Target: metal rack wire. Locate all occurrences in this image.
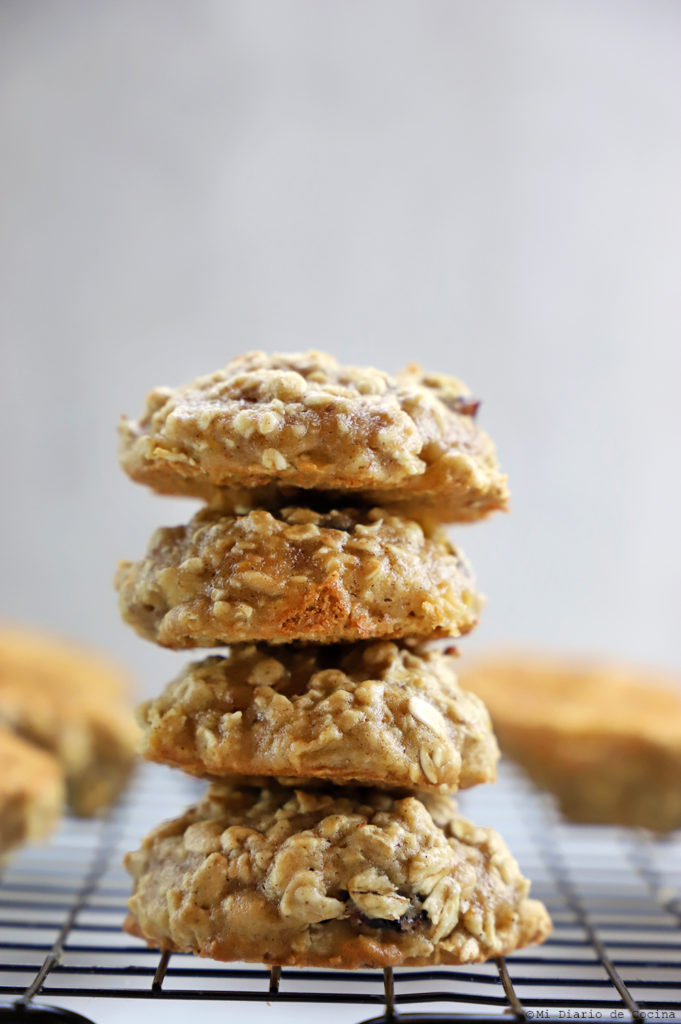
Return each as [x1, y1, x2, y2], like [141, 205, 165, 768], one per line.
[1, 762, 680, 1024]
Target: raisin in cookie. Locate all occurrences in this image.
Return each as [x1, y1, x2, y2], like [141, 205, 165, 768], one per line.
[124, 782, 550, 968]
[138, 642, 498, 791]
[116, 506, 482, 649]
[0, 726, 64, 859]
[0, 627, 139, 816]
[119, 351, 508, 523]
[460, 653, 681, 832]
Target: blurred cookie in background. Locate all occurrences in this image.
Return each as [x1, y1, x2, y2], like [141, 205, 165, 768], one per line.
[0, 626, 139, 817]
[459, 652, 681, 833]
[0, 726, 65, 859]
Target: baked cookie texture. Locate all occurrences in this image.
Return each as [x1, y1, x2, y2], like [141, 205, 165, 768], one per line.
[137, 642, 499, 792]
[124, 783, 551, 968]
[116, 506, 482, 649]
[460, 653, 681, 832]
[0, 627, 139, 816]
[119, 351, 508, 523]
[0, 726, 64, 859]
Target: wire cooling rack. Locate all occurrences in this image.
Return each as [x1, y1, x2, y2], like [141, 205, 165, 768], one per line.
[1, 762, 680, 1024]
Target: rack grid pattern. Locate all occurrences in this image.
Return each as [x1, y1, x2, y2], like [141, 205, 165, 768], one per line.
[1, 762, 680, 1023]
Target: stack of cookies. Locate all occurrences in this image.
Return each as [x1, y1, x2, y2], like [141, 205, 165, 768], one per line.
[117, 351, 551, 968]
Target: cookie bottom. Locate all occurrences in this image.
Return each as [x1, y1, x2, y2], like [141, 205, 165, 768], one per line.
[124, 782, 551, 968]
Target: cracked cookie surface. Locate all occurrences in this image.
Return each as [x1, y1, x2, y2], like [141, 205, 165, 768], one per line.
[116, 506, 482, 649]
[124, 782, 551, 968]
[119, 351, 508, 523]
[0, 628, 139, 816]
[138, 642, 498, 791]
[0, 726, 64, 858]
[460, 653, 681, 832]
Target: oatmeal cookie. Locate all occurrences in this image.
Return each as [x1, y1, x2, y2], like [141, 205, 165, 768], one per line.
[116, 506, 482, 649]
[0, 726, 64, 858]
[0, 626, 139, 816]
[124, 782, 551, 968]
[138, 642, 498, 791]
[119, 351, 508, 523]
[460, 653, 681, 832]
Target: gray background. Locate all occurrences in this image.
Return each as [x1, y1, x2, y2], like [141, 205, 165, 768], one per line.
[2, 1, 680, 698]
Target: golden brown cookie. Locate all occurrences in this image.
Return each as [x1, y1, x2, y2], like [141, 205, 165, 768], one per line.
[116, 506, 482, 649]
[460, 653, 681, 832]
[119, 351, 508, 523]
[124, 782, 551, 968]
[137, 642, 498, 792]
[0, 627, 139, 816]
[0, 726, 64, 859]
